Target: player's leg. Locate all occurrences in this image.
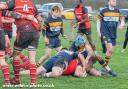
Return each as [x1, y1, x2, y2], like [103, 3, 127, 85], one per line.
[105, 42, 113, 65]
[100, 35, 107, 53]
[28, 30, 39, 85]
[89, 68, 101, 77]
[20, 65, 47, 75]
[5, 32, 13, 58]
[43, 66, 63, 78]
[0, 30, 10, 85]
[38, 37, 57, 67]
[85, 29, 96, 51]
[42, 59, 65, 78]
[37, 47, 52, 67]
[55, 37, 62, 52]
[122, 29, 128, 52]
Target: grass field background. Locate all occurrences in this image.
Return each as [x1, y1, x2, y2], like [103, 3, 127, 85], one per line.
[0, 19, 128, 89]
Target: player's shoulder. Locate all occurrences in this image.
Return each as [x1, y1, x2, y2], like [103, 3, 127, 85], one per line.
[100, 6, 109, 12]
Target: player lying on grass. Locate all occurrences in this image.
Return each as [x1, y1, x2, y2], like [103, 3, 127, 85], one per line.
[20, 49, 109, 77]
[20, 48, 86, 77]
[70, 35, 117, 77]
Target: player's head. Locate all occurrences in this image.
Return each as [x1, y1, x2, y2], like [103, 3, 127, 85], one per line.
[51, 5, 62, 18]
[108, 0, 117, 7]
[74, 35, 86, 47]
[74, 0, 83, 7]
[74, 65, 87, 77]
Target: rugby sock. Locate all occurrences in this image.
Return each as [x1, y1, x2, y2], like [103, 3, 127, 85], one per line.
[105, 55, 111, 65]
[29, 64, 37, 85]
[97, 56, 111, 71]
[19, 53, 28, 62]
[21, 59, 30, 70]
[92, 45, 96, 51]
[1, 65, 10, 85]
[13, 60, 21, 81]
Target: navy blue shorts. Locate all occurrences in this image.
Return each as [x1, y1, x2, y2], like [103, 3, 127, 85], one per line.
[102, 35, 116, 46]
[47, 37, 61, 49]
[42, 56, 64, 72]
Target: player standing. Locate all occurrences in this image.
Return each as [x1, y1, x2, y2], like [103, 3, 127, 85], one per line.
[97, 0, 125, 66]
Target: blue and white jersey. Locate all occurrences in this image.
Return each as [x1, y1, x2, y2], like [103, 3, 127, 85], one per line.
[44, 15, 63, 37]
[98, 6, 122, 38]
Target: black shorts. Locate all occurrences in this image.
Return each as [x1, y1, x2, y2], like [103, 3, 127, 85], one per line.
[4, 30, 12, 39]
[0, 30, 6, 51]
[14, 27, 39, 49]
[77, 28, 91, 35]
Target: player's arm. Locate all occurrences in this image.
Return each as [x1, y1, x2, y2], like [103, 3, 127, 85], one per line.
[97, 17, 101, 37]
[0, 0, 15, 10]
[78, 53, 86, 69]
[72, 52, 85, 68]
[1, 17, 15, 23]
[97, 11, 103, 37]
[60, 21, 65, 37]
[118, 13, 125, 30]
[78, 8, 89, 24]
[0, 2, 8, 10]
[42, 21, 49, 45]
[84, 44, 94, 63]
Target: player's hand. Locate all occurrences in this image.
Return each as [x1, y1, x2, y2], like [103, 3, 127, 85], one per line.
[118, 26, 124, 30]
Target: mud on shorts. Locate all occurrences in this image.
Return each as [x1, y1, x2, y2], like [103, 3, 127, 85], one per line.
[14, 24, 40, 50]
[0, 30, 6, 51]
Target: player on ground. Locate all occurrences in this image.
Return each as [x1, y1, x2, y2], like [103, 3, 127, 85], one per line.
[20, 48, 86, 78]
[70, 35, 117, 76]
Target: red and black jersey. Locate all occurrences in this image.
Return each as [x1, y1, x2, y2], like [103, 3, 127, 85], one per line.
[74, 4, 91, 29]
[6, 0, 40, 30]
[3, 23, 12, 31]
[63, 59, 80, 75]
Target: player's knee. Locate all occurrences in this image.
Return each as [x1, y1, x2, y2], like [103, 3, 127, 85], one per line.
[52, 67, 63, 77]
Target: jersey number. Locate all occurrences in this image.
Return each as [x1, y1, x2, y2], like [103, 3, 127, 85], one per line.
[23, 4, 29, 12]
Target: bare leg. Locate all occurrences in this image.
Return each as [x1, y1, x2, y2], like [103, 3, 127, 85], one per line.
[38, 47, 52, 65]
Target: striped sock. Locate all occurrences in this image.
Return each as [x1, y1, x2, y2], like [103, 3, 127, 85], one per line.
[29, 64, 37, 85]
[1, 65, 10, 85]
